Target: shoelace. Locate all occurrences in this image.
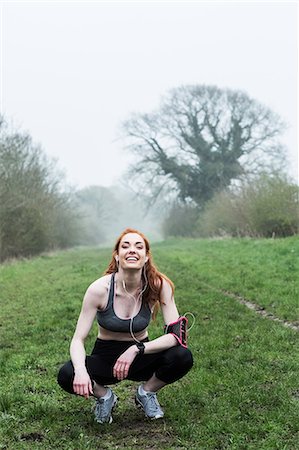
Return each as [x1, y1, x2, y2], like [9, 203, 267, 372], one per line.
[144, 393, 161, 414]
[95, 398, 109, 420]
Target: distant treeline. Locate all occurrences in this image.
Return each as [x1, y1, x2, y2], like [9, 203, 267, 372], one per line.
[0, 119, 163, 262]
[0, 120, 78, 262]
[1, 82, 299, 263]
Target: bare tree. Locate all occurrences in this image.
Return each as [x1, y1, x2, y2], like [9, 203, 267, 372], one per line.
[122, 85, 287, 208]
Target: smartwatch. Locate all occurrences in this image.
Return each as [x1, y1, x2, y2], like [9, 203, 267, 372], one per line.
[136, 342, 145, 355]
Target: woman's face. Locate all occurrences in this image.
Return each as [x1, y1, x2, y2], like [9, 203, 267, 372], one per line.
[117, 233, 148, 270]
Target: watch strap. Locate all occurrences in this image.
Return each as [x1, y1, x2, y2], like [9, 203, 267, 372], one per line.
[136, 342, 145, 355]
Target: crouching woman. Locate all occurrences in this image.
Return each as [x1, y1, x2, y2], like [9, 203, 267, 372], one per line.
[57, 228, 193, 423]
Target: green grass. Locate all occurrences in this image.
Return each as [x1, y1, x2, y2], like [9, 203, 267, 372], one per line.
[153, 236, 299, 322]
[0, 237, 298, 449]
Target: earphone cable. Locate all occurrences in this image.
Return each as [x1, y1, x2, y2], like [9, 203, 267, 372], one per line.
[122, 267, 148, 344]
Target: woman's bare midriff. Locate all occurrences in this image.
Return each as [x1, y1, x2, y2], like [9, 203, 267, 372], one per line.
[97, 326, 148, 342]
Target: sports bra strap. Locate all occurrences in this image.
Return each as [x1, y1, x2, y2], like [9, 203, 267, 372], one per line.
[108, 272, 115, 306]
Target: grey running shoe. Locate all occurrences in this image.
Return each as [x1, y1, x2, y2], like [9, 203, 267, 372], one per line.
[93, 388, 118, 424]
[135, 386, 164, 419]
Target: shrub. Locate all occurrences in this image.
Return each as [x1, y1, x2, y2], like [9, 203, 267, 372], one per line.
[197, 173, 299, 238]
[162, 203, 200, 237]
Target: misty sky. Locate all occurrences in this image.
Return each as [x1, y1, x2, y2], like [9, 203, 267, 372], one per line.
[1, 1, 298, 189]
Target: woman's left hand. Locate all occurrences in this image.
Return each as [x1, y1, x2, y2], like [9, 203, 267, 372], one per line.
[113, 345, 139, 381]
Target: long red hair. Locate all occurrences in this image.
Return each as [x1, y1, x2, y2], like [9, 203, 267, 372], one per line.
[104, 228, 174, 318]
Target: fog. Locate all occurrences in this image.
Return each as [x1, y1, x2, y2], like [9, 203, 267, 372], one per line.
[1, 1, 297, 242]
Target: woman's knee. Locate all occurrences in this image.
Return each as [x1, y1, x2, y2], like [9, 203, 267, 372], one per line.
[177, 346, 193, 369]
[166, 345, 194, 369]
[57, 361, 75, 394]
[156, 345, 193, 384]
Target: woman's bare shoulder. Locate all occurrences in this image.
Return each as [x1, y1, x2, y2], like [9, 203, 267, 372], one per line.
[159, 276, 174, 305]
[84, 274, 112, 306]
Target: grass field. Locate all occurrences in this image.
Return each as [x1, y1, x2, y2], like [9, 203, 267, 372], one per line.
[0, 237, 298, 449]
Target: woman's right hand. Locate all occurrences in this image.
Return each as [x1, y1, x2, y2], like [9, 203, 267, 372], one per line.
[73, 367, 93, 399]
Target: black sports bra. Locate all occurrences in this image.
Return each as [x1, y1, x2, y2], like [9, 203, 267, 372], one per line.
[96, 273, 151, 333]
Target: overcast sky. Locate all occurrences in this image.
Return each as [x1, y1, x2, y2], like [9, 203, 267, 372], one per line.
[1, 1, 298, 189]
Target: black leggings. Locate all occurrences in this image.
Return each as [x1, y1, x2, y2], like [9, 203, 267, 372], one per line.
[57, 339, 193, 394]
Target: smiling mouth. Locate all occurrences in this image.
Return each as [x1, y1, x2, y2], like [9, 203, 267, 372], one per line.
[126, 257, 139, 262]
